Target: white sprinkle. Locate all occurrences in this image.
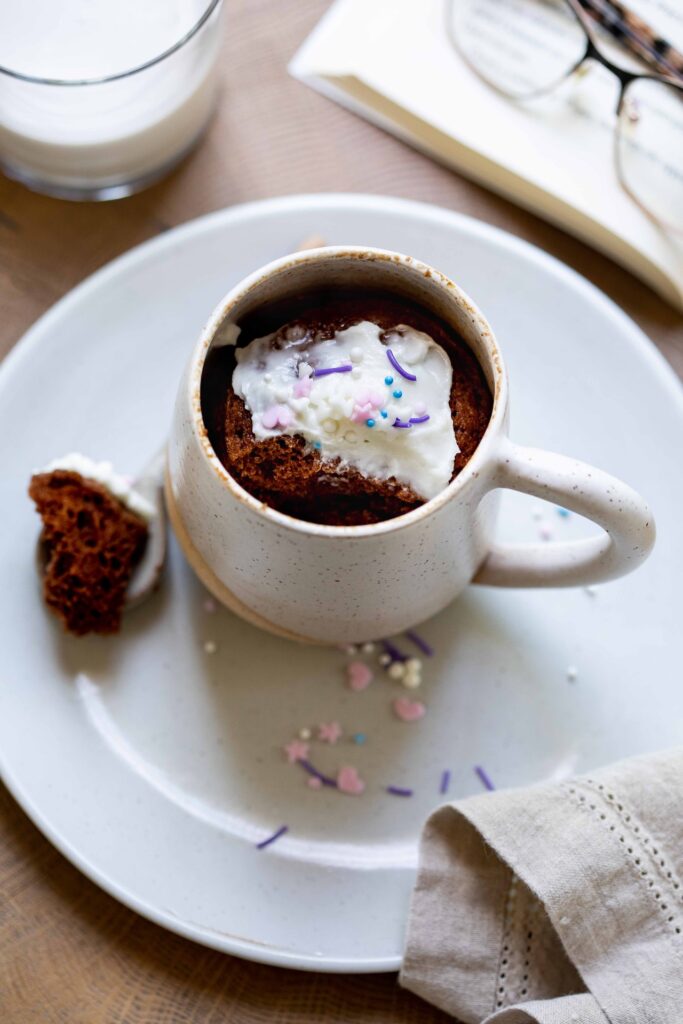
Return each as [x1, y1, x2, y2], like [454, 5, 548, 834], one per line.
[204, 641, 217, 655]
[405, 657, 422, 672]
[350, 346, 364, 364]
[361, 642, 376, 654]
[584, 586, 597, 597]
[263, 373, 272, 384]
[322, 418, 338, 435]
[567, 665, 578, 682]
[203, 598, 216, 614]
[343, 644, 358, 655]
[403, 675, 422, 690]
[351, 366, 362, 378]
[379, 653, 392, 667]
[299, 362, 313, 379]
[388, 662, 406, 680]
[343, 431, 359, 445]
[299, 727, 312, 740]
[275, 387, 289, 403]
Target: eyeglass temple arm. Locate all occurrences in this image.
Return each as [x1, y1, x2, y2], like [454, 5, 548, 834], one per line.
[576, 0, 683, 82]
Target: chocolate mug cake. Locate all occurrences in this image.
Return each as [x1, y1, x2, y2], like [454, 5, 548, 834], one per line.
[202, 289, 492, 526]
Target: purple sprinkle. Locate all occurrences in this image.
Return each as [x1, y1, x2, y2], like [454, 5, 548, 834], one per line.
[405, 630, 434, 657]
[387, 348, 417, 382]
[474, 765, 496, 791]
[300, 759, 337, 788]
[440, 770, 451, 795]
[392, 418, 412, 428]
[409, 414, 430, 425]
[312, 364, 353, 377]
[386, 785, 413, 797]
[256, 824, 289, 849]
[381, 639, 408, 663]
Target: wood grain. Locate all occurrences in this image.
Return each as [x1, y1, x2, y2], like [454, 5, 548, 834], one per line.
[0, 2, 680, 1021]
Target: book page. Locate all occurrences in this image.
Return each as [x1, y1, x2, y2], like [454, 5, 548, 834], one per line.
[292, 0, 683, 309]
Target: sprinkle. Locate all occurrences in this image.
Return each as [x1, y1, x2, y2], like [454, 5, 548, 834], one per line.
[284, 739, 310, 763]
[388, 662, 406, 680]
[393, 418, 411, 428]
[384, 375, 394, 385]
[409, 414, 430, 425]
[393, 696, 426, 722]
[393, 389, 403, 399]
[405, 657, 422, 671]
[256, 825, 289, 850]
[318, 721, 342, 744]
[557, 507, 570, 518]
[203, 598, 216, 613]
[539, 523, 553, 541]
[350, 347, 364, 363]
[380, 410, 388, 419]
[343, 644, 358, 655]
[313, 440, 322, 450]
[584, 586, 597, 597]
[379, 653, 392, 667]
[203, 641, 217, 654]
[386, 785, 413, 797]
[474, 765, 495, 791]
[300, 759, 337, 787]
[361, 642, 376, 654]
[293, 377, 313, 398]
[353, 733, 366, 745]
[405, 630, 434, 656]
[567, 665, 578, 682]
[387, 348, 417, 382]
[299, 727, 312, 741]
[337, 765, 365, 795]
[262, 404, 293, 430]
[381, 639, 407, 662]
[347, 661, 373, 691]
[366, 419, 375, 428]
[312, 364, 353, 377]
[440, 770, 451, 795]
[402, 673, 422, 690]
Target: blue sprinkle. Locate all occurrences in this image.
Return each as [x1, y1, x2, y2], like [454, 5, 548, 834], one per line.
[353, 733, 366, 745]
[313, 441, 322, 450]
[384, 375, 394, 385]
[380, 410, 388, 419]
[393, 389, 403, 399]
[366, 418, 375, 428]
[557, 507, 570, 518]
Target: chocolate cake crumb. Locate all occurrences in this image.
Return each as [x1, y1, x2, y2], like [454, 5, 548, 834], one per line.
[29, 470, 148, 635]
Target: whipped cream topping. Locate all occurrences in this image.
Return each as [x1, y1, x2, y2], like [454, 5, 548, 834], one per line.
[41, 453, 155, 521]
[231, 320, 459, 500]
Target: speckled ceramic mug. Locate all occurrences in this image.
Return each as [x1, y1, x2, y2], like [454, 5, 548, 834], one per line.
[166, 247, 655, 645]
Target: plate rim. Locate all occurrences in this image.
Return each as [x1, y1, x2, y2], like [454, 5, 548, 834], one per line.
[1, 192, 682, 974]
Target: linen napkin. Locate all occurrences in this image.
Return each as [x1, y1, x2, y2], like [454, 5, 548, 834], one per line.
[400, 748, 683, 1024]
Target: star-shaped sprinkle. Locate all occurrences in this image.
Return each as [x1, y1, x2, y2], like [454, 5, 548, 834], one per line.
[318, 721, 342, 744]
[284, 739, 310, 763]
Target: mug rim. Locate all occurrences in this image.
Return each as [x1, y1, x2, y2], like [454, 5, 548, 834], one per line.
[188, 245, 507, 539]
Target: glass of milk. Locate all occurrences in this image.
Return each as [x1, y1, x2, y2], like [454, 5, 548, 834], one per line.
[0, 0, 224, 200]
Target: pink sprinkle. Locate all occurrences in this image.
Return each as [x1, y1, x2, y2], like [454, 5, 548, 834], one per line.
[284, 739, 310, 763]
[351, 401, 375, 423]
[293, 377, 313, 398]
[539, 523, 553, 541]
[203, 598, 216, 614]
[318, 721, 343, 744]
[262, 404, 293, 430]
[308, 776, 323, 790]
[393, 697, 426, 722]
[347, 661, 373, 691]
[337, 765, 365, 795]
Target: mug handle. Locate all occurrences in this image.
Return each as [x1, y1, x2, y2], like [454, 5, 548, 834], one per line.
[474, 440, 656, 587]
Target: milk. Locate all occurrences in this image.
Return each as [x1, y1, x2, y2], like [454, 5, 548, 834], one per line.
[0, 0, 223, 196]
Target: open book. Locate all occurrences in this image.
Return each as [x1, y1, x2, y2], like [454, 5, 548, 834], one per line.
[290, 0, 683, 311]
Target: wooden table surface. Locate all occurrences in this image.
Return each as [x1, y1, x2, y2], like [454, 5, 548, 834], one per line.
[1, 2, 681, 1021]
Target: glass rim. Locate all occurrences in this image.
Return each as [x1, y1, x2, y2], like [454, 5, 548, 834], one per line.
[0, 0, 222, 88]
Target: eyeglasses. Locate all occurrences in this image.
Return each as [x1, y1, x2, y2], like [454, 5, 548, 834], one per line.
[446, 0, 683, 233]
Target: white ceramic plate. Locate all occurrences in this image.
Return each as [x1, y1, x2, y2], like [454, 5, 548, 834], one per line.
[1, 195, 681, 973]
